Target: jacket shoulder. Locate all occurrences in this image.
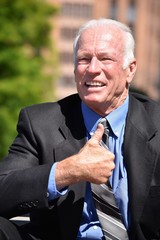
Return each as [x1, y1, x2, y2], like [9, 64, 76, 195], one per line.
[22, 93, 80, 116]
[130, 91, 160, 109]
[129, 91, 160, 128]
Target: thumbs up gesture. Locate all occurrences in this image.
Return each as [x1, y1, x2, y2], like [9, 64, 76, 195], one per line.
[76, 123, 115, 184]
[56, 124, 115, 190]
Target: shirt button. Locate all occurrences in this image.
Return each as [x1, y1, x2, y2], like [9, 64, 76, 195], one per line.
[93, 225, 98, 230]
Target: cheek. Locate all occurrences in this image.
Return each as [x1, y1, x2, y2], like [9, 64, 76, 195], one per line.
[113, 76, 128, 95]
[103, 64, 118, 80]
[75, 66, 86, 83]
[106, 72, 126, 95]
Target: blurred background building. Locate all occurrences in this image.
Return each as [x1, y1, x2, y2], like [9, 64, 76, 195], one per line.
[50, 0, 160, 101]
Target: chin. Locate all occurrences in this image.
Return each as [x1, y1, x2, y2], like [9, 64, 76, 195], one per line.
[83, 96, 104, 108]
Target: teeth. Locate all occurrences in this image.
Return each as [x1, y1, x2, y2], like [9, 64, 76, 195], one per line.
[86, 81, 104, 87]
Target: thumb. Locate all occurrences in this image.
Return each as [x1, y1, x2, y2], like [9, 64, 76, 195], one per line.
[91, 123, 104, 144]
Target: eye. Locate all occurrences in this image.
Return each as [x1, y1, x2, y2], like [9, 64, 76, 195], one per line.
[77, 57, 90, 64]
[100, 57, 112, 62]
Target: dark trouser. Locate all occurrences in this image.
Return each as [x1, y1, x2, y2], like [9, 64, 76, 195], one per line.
[0, 217, 34, 240]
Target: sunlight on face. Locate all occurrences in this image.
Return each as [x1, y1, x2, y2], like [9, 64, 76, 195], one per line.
[74, 26, 136, 115]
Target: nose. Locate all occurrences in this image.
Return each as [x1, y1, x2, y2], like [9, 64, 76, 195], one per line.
[87, 57, 101, 74]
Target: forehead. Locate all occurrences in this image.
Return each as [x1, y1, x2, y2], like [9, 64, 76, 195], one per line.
[78, 26, 124, 53]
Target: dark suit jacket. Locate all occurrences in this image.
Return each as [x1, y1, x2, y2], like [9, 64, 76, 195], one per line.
[0, 92, 160, 240]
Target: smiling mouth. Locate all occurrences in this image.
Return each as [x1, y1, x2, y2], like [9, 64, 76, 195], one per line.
[85, 81, 105, 87]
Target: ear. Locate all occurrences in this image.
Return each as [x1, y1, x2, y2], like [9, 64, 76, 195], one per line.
[126, 58, 137, 84]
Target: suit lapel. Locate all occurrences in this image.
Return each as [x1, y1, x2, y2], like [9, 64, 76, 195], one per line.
[53, 95, 87, 162]
[53, 95, 87, 240]
[124, 94, 158, 237]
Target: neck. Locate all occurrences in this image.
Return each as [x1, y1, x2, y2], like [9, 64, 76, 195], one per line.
[90, 90, 129, 116]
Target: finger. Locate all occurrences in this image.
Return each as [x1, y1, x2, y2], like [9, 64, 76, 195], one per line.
[91, 123, 104, 143]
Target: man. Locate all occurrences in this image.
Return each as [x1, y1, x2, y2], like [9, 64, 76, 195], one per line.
[0, 18, 160, 240]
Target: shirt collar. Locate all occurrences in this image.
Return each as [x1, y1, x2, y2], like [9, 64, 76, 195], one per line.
[81, 97, 129, 137]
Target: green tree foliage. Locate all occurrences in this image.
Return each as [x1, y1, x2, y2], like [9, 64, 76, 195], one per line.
[0, 0, 58, 159]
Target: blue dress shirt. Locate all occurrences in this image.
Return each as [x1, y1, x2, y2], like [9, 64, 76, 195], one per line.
[48, 97, 129, 239]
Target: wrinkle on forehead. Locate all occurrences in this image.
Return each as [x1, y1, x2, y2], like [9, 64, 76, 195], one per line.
[78, 26, 124, 56]
[79, 27, 113, 46]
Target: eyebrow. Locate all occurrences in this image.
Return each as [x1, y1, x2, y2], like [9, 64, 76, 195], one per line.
[77, 50, 116, 58]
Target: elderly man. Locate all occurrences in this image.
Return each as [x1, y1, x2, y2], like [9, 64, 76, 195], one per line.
[0, 18, 160, 240]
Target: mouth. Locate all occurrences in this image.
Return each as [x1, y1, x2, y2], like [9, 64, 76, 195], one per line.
[85, 81, 105, 88]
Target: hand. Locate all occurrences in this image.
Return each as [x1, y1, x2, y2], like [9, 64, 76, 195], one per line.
[76, 123, 115, 183]
[56, 124, 115, 190]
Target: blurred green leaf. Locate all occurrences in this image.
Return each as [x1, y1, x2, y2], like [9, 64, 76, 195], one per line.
[0, 0, 59, 159]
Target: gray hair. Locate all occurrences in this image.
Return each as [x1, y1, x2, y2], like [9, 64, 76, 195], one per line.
[73, 18, 135, 69]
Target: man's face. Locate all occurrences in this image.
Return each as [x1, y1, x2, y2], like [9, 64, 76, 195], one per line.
[74, 26, 136, 115]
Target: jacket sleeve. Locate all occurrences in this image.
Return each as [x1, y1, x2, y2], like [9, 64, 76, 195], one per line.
[0, 108, 53, 219]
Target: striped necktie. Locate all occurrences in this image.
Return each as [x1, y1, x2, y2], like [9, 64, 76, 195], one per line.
[91, 118, 129, 240]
